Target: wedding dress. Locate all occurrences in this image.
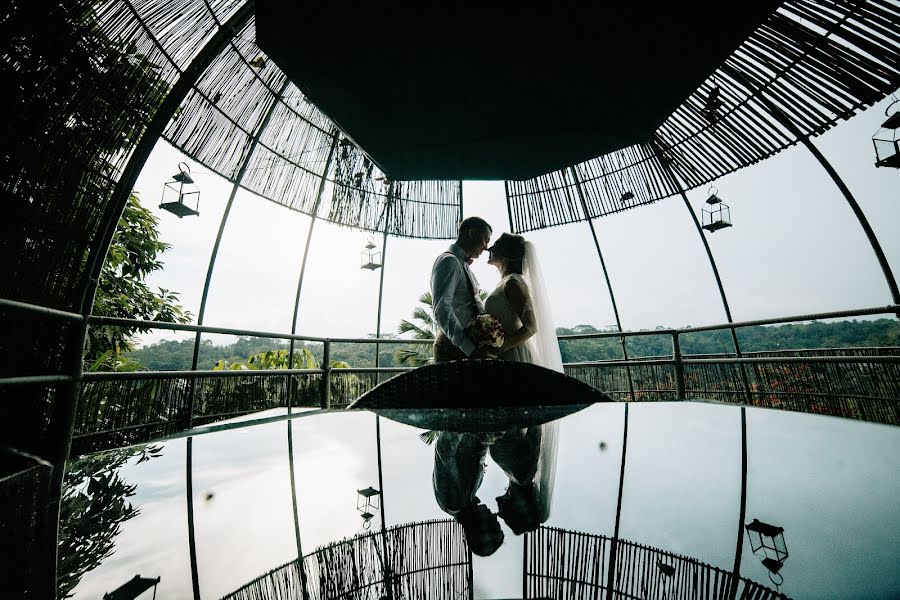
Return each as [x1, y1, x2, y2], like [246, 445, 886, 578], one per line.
[483, 242, 563, 373]
[484, 273, 534, 364]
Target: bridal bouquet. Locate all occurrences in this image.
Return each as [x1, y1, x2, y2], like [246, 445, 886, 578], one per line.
[466, 313, 505, 351]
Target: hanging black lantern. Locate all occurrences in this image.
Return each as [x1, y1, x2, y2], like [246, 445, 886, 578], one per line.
[701, 186, 732, 232]
[361, 236, 382, 270]
[160, 162, 200, 218]
[872, 100, 900, 169]
[745, 518, 788, 586]
[357, 486, 381, 529]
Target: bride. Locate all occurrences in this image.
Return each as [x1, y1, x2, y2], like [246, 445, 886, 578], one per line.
[484, 233, 563, 373]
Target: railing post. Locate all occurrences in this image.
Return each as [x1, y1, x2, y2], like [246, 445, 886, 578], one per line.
[673, 332, 686, 400]
[321, 339, 331, 409]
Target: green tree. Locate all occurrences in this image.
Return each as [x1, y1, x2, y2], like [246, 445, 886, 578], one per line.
[88, 192, 192, 367]
[212, 347, 321, 370]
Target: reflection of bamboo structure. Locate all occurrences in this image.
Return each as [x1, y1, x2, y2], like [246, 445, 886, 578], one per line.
[525, 527, 790, 600]
[220, 521, 790, 600]
[221, 519, 471, 600]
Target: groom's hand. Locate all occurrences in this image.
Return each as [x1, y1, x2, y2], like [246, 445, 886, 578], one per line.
[470, 347, 497, 360]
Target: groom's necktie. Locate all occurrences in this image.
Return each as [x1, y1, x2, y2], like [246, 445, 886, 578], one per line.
[463, 261, 478, 301]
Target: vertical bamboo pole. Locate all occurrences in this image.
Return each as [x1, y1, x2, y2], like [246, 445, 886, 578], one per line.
[374, 183, 395, 369]
[569, 167, 636, 401]
[606, 403, 629, 600]
[189, 78, 293, 423]
[287, 132, 339, 410]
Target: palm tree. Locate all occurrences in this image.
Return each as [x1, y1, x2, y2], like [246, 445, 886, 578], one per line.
[395, 292, 436, 367]
[394, 290, 488, 367]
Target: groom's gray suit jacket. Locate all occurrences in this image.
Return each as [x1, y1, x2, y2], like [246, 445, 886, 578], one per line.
[431, 244, 484, 356]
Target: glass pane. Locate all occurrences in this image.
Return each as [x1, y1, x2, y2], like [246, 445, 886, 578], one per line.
[191, 427, 296, 598]
[619, 403, 741, 568]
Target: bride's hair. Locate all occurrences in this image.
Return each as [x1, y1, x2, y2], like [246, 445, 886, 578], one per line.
[491, 233, 527, 275]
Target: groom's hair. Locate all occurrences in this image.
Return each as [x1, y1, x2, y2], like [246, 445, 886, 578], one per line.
[457, 216, 491, 239]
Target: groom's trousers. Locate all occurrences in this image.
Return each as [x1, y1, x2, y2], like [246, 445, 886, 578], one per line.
[434, 331, 467, 362]
[433, 428, 542, 516]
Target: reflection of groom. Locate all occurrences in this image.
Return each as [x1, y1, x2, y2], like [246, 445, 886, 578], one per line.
[433, 427, 544, 556]
[431, 216, 494, 362]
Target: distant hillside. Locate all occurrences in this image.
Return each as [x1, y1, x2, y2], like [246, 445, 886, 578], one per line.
[127, 318, 900, 369]
[127, 336, 388, 371]
[556, 318, 900, 362]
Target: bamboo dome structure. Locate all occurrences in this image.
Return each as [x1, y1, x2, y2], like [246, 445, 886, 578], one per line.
[1, 0, 900, 596]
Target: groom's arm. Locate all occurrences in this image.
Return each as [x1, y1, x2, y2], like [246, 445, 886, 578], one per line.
[432, 255, 476, 356]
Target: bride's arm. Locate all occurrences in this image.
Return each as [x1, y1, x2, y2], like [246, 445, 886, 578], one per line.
[500, 277, 536, 353]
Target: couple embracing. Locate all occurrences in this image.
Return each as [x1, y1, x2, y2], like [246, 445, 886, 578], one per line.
[431, 216, 563, 373]
[429, 217, 562, 555]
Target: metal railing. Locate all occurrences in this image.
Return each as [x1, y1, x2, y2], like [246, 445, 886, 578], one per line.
[557, 305, 900, 402]
[2, 297, 898, 452]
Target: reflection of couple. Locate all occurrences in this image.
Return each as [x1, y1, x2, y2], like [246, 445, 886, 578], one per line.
[430, 217, 562, 555]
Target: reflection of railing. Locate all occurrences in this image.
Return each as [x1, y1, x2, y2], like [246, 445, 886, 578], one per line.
[526, 526, 790, 600]
[3, 303, 895, 453]
[221, 519, 470, 600]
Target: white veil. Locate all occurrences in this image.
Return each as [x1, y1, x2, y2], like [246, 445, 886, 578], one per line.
[521, 241, 562, 522]
[522, 241, 564, 373]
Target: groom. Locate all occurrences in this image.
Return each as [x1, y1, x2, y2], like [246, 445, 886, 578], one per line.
[431, 216, 494, 362]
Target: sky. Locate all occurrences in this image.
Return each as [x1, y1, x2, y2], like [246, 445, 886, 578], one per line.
[131, 95, 899, 348]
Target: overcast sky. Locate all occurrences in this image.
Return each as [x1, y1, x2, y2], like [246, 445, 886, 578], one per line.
[132, 95, 899, 348]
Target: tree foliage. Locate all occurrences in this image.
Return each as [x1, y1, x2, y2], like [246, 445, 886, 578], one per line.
[126, 319, 900, 370]
[57, 445, 163, 598]
[128, 336, 384, 371]
[555, 319, 900, 362]
[87, 193, 192, 367]
[212, 347, 330, 371]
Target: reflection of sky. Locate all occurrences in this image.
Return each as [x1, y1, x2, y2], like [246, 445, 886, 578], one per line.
[743, 409, 900, 599]
[67, 404, 900, 599]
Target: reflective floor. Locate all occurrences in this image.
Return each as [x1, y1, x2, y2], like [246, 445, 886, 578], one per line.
[60, 402, 900, 599]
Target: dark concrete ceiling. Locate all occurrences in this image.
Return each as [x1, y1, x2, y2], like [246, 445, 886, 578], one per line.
[257, 2, 784, 180]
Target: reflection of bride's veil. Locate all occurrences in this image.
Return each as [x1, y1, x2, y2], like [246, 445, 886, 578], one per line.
[522, 240, 563, 524]
[534, 421, 558, 523]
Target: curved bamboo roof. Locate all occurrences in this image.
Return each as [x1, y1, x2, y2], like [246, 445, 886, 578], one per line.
[90, 0, 900, 238]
